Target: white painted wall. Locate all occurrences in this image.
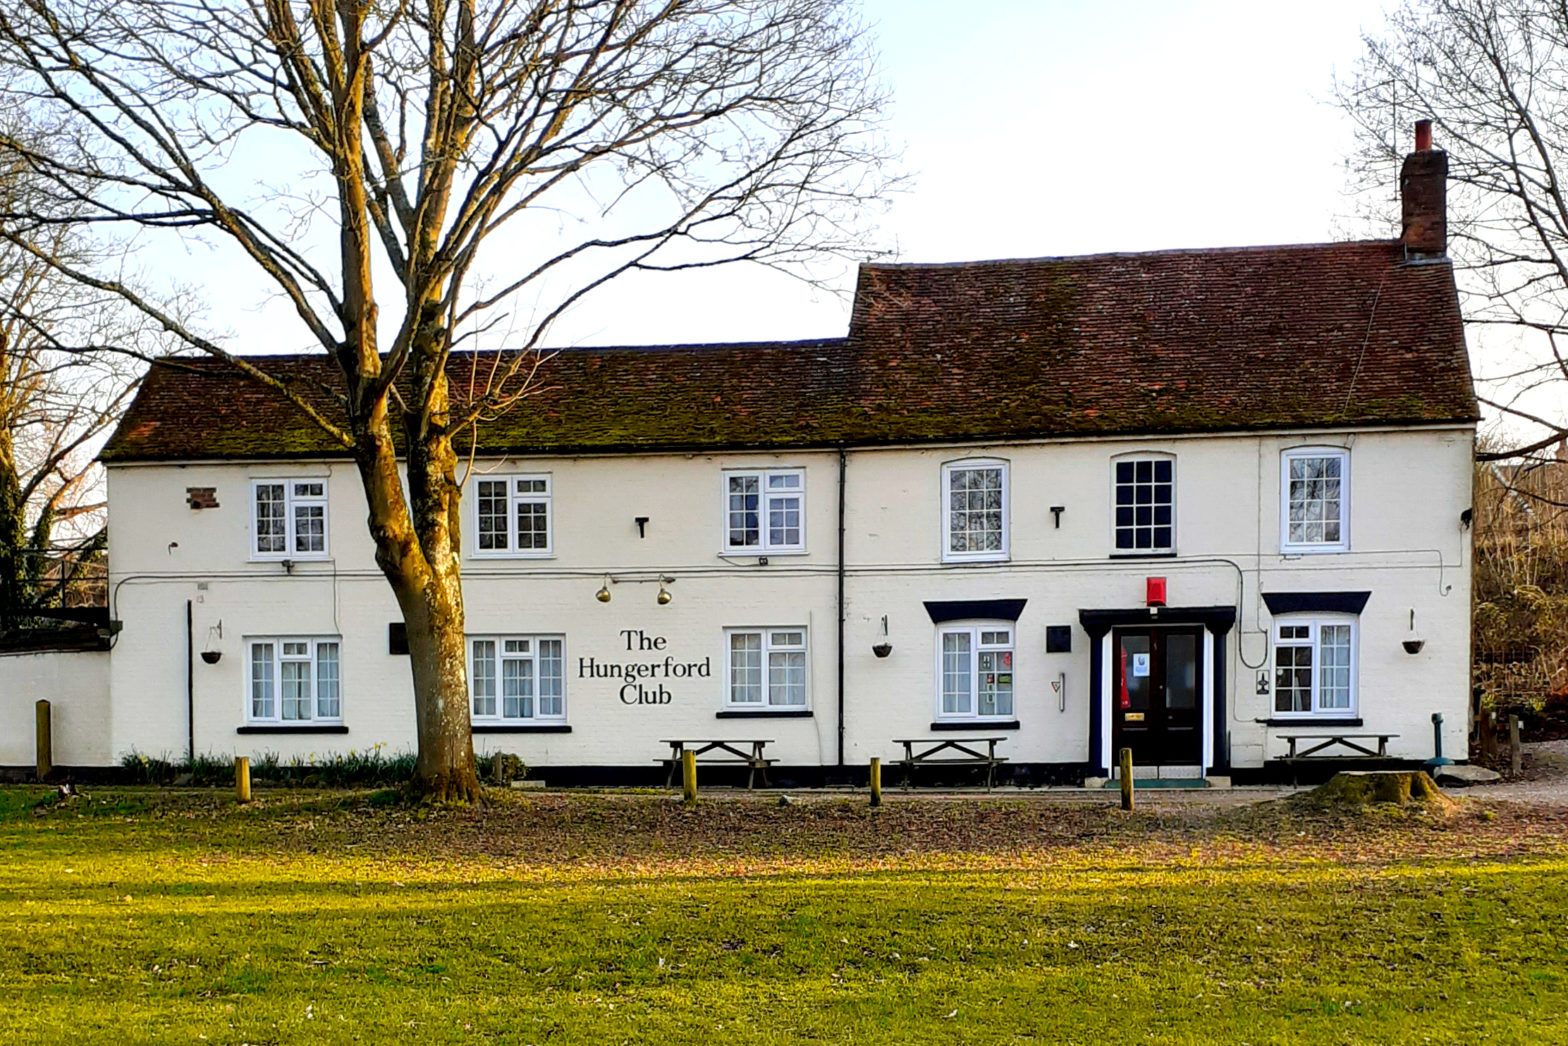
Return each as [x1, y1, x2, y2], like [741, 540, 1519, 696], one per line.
[0, 650, 111, 767]
[93, 423, 1473, 774]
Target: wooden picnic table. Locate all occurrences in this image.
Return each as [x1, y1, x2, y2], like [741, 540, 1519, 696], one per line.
[1280, 733, 1399, 760]
[658, 738, 776, 790]
[892, 736, 1009, 792]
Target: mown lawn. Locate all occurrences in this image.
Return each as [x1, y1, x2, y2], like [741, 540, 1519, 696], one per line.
[1, 787, 1566, 1045]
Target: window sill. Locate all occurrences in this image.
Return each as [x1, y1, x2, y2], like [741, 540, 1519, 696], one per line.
[715, 709, 813, 719]
[472, 724, 572, 733]
[468, 552, 556, 561]
[1279, 546, 1349, 557]
[249, 555, 332, 565]
[930, 719, 1020, 731]
[718, 548, 809, 558]
[940, 556, 1011, 566]
[237, 724, 348, 734]
[1109, 551, 1178, 559]
[1264, 717, 1362, 728]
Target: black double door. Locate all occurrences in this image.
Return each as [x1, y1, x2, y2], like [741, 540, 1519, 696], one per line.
[1113, 628, 1203, 768]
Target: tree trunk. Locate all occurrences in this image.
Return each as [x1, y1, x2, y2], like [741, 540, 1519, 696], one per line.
[393, 565, 480, 803]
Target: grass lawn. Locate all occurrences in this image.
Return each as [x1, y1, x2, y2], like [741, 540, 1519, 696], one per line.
[2, 787, 1566, 1044]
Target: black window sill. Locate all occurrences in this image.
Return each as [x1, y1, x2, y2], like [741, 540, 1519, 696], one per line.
[930, 719, 1020, 731]
[1109, 551, 1178, 559]
[237, 725, 349, 735]
[715, 709, 813, 719]
[1262, 717, 1363, 728]
[473, 724, 572, 734]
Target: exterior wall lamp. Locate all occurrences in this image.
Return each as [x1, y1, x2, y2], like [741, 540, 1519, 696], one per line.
[595, 576, 612, 603]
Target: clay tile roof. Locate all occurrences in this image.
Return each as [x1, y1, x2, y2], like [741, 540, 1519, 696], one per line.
[100, 239, 1476, 463]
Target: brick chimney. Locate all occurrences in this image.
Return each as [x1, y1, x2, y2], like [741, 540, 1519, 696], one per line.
[1400, 118, 1447, 258]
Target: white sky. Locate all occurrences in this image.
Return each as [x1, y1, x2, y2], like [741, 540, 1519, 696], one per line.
[171, 0, 1400, 354]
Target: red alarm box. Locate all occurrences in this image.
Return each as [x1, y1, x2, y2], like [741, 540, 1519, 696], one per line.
[1146, 576, 1167, 608]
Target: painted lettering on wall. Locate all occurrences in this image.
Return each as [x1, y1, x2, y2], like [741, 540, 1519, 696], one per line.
[578, 630, 711, 705]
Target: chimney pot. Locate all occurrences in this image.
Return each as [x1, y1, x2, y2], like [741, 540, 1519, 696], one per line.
[1415, 118, 1433, 152]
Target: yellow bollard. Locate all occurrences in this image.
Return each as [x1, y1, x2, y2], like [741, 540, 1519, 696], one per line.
[235, 756, 251, 803]
[681, 749, 697, 803]
[1119, 747, 1134, 812]
[35, 700, 53, 781]
[869, 757, 882, 808]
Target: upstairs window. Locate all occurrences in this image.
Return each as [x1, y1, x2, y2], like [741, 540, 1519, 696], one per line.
[469, 635, 566, 722]
[937, 623, 1014, 719]
[725, 628, 809, 708]
[943, 460, 1008, 562]
[1273, 617, 1355, 716]
[247, 638, 342, 723]
[1282, 448, 1349, 553]
[1113, 456, 1175, 553]
[252, 479, 328, 559]
[473, 475, 552, 557]
[724, 469, 806, 553]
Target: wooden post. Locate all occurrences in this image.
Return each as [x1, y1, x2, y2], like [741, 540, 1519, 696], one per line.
[1509, 715, 1522, 777]
[869, 757, 882, 808]
[1119, 747, 1134, 811]
[34, 700, 52, 781]
[235, 756, 251, 803]
[681, 749, 697, 803]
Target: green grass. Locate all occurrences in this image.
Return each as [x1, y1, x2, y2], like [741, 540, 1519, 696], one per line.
[1, 788, 1566, 1044]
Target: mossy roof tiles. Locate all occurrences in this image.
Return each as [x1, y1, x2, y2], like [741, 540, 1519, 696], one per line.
[100, 240, 1478, 463]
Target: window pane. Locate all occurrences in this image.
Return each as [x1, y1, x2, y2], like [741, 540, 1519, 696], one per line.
[255, 484, 287, 553]
[537, 639, 564, 718]
[768, 493, 802, 547]
[1287, 455, 1344, 545]
[729, 632, 762, 704]
[1273, 642, 1313, 713]
[294, 503, 325, 553]
[502, 655, 534, 719]
[476, 480, 509, 551]
[941, 631, 973, 714]
[517, 500, 549, 550]
[281, 659, 312, 720]
[1114, 458, 1174, 552]
[1165, 634, 1197, 710]
[768, 649, 807, 707]
[978, 648, 1013, 717]
[1318, 625, 1352, 710]
[728, 476, 760, 547]
[471, 640, 496, 717]
[250, 643, 275, 719]
[315, 642, 341, 719]
[949, 467, 1004, 553]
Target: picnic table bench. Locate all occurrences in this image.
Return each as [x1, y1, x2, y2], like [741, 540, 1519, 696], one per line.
[893, 737, 1009, 792]
[658, 739, 776, 790]
[1277, 732, 1399, 785]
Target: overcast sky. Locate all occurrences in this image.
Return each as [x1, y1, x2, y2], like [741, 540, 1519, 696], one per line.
[174, 0, 1400, 355]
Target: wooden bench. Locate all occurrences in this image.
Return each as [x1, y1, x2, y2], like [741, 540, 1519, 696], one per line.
[892, 737, 1009, 792]
[657, 739, 776, 790]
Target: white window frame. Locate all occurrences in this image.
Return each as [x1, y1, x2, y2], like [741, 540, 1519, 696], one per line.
[721, 468, 807, 554]
[467, 634, 567, 723]
[723, 626, 810, 710]
[934, 621, 1016, 721]
[941, 459, 1010, 563]
[250, 478, 330, 561]
[1111, 452, 1176, 555]
[1280, 447, 1350, 554]
[470, 474, 553, 558]
[244, 637, 343, 724]
[1271, 614, 1358, 718]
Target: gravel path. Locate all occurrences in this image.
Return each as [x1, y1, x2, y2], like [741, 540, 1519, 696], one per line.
[1467, 740, 1568, 805]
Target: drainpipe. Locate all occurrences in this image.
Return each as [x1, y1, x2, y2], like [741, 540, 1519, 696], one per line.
[186, 599, 195, 765]
[836, 446, 847, 770]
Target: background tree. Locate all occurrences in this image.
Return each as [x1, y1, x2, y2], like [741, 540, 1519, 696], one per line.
[0, 114, 143, 630]
[0, 0, 895, 800]
[1337, 0, 1568, 464]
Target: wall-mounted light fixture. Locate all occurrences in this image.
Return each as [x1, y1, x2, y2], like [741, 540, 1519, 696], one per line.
[595, 575, 612, 603]
[873, 615, 892, 658]
[657, 578, 673, 605]
[635, 517, 649, 538]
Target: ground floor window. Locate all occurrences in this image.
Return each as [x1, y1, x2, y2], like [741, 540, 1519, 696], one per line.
[469, 635, 566, 722]
[936, 623, 1014, 719]
[1272, 616, 1355, 715]
[247, 638, 342, 723]
[725, 627, 808, 708]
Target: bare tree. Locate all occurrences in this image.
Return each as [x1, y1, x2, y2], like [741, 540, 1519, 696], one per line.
[0, 0, 894, 800]
[0, 116, 142, 628]
[1336, 0, 1568, 463]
